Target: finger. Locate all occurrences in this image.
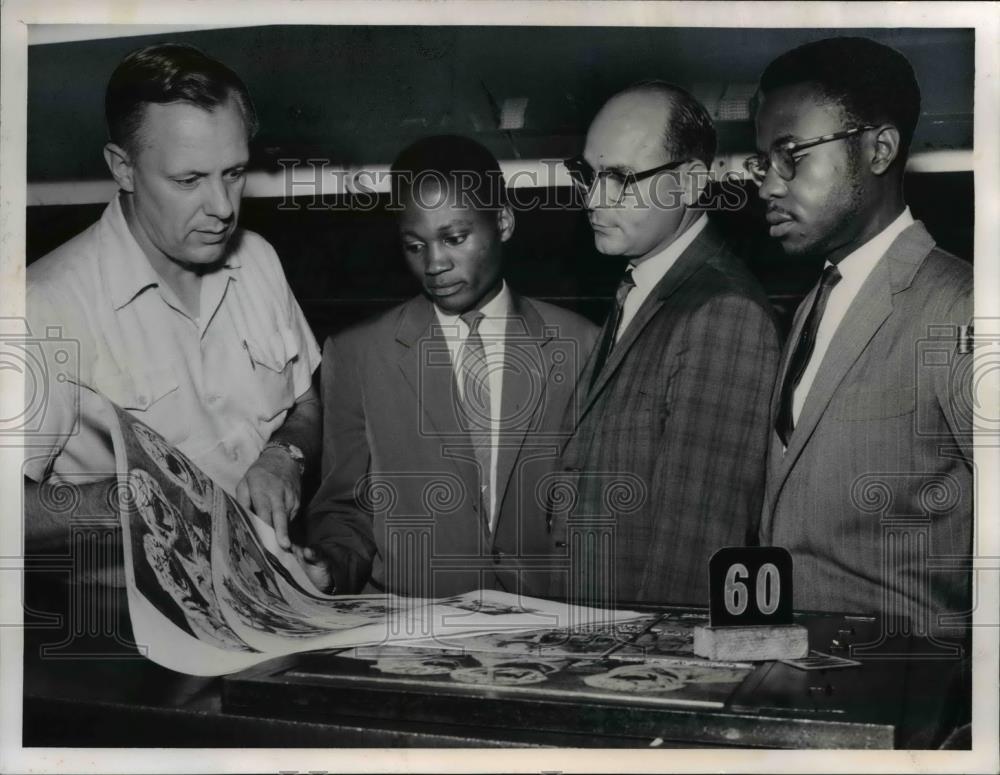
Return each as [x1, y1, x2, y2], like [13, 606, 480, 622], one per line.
[249, 481, 274, 526]
[266, 490, 291, 550]
[283, 486, 300, 522]
[235, 477, 252, 510]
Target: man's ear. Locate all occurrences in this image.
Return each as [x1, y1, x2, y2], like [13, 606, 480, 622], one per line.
[869, 125, 901, 176]
[496, 204, 516, 243]
[681, 160, 711, 208]
[103, 142, 136, 192]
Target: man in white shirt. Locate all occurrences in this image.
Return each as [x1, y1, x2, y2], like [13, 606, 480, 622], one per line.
[301, 135, 598, 597]
[752, 37, 973, 633]
[550, 82, 781, 607]
[24, 44, 321, 568]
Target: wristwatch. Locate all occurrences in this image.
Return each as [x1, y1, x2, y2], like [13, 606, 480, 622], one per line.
[263, 440, 306, 476]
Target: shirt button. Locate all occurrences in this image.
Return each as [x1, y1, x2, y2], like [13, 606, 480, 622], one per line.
[136, 394, 148, 406]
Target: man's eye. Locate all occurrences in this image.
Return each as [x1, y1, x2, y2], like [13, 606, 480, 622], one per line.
[403, 242, 424, 254]
[225, 168, 246, 182]
[606, 171, 629, 186]
[443, 234, 468, 246]
[174, 177, 199, 188]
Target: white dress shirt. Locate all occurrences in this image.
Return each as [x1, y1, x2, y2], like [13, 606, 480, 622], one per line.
[434, 281, 510, 530]
[792, 207, 915, 423]
[617, 213, 708, 342]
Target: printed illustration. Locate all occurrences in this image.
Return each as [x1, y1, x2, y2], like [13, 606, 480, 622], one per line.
[132, 420, 214, 513]
[128, 468, 250, 651]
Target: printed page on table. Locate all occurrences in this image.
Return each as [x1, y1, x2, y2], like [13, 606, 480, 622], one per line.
[319, 645, 750, 710]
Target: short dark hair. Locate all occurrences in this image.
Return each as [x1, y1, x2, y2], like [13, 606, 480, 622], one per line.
[105, 43, 258, 153]
[758, 36, 921, 159]
[390, 134, 507, 211]
[623, 80, 717, 168]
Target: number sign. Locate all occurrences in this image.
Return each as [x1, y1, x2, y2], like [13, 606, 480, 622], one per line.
[708, 547, 793, 627]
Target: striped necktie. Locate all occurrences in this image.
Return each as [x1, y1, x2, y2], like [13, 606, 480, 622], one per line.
[775, 263, 842, 447]
[589, 268, 636, 391]
[459, 310, 493, 531]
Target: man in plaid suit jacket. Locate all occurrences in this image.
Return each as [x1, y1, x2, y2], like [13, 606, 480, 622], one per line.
[548, 83, 781, 607]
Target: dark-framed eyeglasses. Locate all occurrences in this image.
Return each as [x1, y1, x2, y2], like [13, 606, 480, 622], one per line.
[563, 155, 689, 203]
[743, 125, 877, 184]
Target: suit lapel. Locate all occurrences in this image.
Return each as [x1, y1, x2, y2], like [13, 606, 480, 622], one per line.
[395, 295, 477, 495]
[766, 222, 936, 515]
[579, 223, 726, 422]
[492, 294, 551, 547]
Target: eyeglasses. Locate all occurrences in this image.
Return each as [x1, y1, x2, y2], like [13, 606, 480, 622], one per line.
[563, 155, 688, 204]
[743, 125, 877, 184]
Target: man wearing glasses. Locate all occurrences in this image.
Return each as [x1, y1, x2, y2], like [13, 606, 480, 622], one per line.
[752, 38, 973, 634]
[549, 81, 780, 607]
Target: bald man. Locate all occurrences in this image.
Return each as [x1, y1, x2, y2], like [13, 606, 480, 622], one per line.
[549, 82, 780, 607]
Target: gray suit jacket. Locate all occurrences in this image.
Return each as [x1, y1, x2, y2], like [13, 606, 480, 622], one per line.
[549, 222, 781, 606]
[306, 291, 598, 598]
[760, 221, 974, 632]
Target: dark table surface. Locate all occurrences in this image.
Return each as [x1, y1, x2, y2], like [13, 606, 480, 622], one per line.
[22, 577, 970, 749]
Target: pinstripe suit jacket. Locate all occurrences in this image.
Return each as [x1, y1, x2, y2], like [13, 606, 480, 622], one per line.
[760, 222, 973, 630]
[549, 222, 781, 606]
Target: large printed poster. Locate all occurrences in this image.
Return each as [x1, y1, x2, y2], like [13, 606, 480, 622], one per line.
[109, 401, 643, 675]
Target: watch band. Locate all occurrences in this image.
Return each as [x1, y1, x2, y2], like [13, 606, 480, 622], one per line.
[263, 440, 306, 476]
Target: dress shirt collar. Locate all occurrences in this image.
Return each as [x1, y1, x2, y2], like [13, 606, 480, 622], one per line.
[831, 206, 915, 284]
[106, 192, 242, 311]
[629, 212, 708, 291]
[433, 280, 511, 335]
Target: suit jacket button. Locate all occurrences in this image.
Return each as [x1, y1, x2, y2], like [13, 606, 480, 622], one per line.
[555, 541, 567, 548]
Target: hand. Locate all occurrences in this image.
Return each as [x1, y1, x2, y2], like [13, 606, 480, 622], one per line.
[293, 545, 335, 593]
[235, 446, 302, 551]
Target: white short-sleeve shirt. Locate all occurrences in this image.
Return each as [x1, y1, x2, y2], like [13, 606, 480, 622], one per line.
[25, 193, 321, 494]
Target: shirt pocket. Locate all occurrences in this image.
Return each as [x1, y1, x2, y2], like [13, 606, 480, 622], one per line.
[831, 387, 916, 421]
[96, 366, 187, 443]
[243, 326, 301, 422]
[98, 367, 180, 413]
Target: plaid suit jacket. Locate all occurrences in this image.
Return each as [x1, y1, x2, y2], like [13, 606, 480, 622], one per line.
[549, 222, 781, 607]
[760, 222, 973, 633]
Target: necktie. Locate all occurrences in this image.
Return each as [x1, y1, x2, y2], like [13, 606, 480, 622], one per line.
[589, 268, 636, 391]
[775, 263, 842, 446]
[459, 310, 493, 531]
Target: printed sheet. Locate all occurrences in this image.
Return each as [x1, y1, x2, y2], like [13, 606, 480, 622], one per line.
[108, 401, 643, 675]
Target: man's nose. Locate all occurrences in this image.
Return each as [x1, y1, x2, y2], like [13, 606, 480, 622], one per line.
[583, 178, 604, 211]
[424, 242, 452, 275]
[203, 177, 235, 221]
[757, 166, 787, 202]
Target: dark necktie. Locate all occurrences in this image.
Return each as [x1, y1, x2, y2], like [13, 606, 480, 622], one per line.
[775, 263, 842, 447]
[459, 311, 493, 531]
[589, 268, 636, 391]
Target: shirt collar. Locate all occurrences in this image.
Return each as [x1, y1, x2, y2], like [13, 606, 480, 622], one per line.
[629, 213, 708, 291]
[832, 206, 915, 281]
[104, 192, 242, 312]
[433, 280, 511, 331]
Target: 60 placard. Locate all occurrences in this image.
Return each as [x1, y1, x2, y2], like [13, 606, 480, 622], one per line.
[708, 547, 793, 627]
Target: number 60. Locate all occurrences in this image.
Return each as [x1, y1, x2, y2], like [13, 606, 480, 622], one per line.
[723, 562, 781, 616]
